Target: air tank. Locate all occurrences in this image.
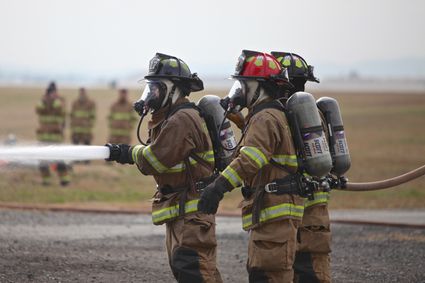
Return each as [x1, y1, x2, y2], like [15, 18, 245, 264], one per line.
[317, 97, 351, 176]
[286, 92, 333, 178]
[197, 95, 237, 170]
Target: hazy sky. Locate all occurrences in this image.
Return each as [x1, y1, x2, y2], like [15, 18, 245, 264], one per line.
[1, 0, 424, 77]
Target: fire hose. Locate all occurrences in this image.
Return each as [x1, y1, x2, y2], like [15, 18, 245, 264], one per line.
[339, 165, 425, 191]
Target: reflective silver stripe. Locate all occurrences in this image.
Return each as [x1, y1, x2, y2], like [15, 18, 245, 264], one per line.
[304, 192, 330, 208]
[132, 145, 145, 164]
[142, 146, 168, 173]
[271, 154, 298, 167]
[242, 203, 304, 229]
[222, 166, 242, 188]
[152, 199, 199, 224]
[240, 146, 269, 168]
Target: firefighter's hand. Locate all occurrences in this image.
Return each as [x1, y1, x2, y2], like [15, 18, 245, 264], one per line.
[105, 143, 134, 165]
[198, 177, 231, 214]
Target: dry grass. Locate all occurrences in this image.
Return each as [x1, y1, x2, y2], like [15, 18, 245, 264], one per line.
[0, 87, 424, 211]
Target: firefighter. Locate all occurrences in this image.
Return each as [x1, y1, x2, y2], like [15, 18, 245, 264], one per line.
[106, 53, 222, 283]
[35, 82, 70, 186]
[108, 88, 137, 144]
[272, 51, 331, 283]
[70, 87, 96, 145]
[198, 50, 304, 282]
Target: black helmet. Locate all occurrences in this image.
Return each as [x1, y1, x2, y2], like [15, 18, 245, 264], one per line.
[271, 52, 319, 83]
[144, 53, 204, 93]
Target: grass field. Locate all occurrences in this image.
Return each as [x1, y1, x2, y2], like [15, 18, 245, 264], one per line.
[0, 86, 424, 211]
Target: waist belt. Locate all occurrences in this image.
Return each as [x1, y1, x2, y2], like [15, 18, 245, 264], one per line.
[159, 175, 216, 195]
[242, 174, 319, 200]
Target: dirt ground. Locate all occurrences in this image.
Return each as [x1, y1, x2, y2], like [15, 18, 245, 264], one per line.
[0, 210, 424, 283]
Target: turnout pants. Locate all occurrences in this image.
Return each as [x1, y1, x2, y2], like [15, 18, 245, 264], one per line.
[39, 161, 69, 184]
[294, 204, 331, 283]
[247, 218, 300, 283]
[166, 212, 222, 283]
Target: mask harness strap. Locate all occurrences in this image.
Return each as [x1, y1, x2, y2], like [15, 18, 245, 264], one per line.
[218, 83, 261, 151]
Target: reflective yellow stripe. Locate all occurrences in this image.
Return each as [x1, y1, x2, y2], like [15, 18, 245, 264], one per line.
[53, 100, 62, 108]
[196, 150, 215, 163]
[110, 112, 134, 121]
[240, 146, 269, 169]
[222, 166, 242, 188]
[152, 199, 199, 224]
[110, 128, 132, 136]
[242, 203, 304, 230]
[40, 115, 64, 123]
[73, 110, 94, 118]
[37, 133, 63, 142]
[71, 127, 92, 134]
[271, 154, 298, 167]
[304, 192, 330, 208]
[142, 146, 168, 173]
[132, 145, 145, 164]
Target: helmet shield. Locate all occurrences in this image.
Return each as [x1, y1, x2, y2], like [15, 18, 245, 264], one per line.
[139, 80, 168, 113]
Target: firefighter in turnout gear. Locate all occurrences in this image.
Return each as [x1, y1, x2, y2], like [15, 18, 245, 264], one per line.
[106, 53, 222, 283]
[70, 87, 96, 145]
[198, 50, 304, 282]
[35, 82, 70, 186]
[108, 88, 137, 144]
[272, 51, 331, 283]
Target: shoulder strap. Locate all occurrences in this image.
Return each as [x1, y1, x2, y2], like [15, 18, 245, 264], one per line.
[251, 100, 285, 117]
[167, 102, 202, 119]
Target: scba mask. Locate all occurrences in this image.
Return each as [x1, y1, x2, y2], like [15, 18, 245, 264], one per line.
[224, 80, 260, 112]
[134, 80, 175, 115]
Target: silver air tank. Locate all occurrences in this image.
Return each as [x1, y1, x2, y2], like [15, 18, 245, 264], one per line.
[286, 92, 333, 178]
[197, 95, 237, 170]
[317, 97, 351, 176]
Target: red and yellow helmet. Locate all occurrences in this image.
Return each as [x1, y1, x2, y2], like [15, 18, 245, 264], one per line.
[232, 50, 291, 86]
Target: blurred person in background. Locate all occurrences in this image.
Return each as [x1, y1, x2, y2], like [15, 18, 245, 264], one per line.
[108, 88, 137, 144]
[70, 87, 96, 146]
[35, 82, 70, 186]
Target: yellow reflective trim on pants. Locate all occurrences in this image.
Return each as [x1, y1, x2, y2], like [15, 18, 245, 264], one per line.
[222, 166, 242, 188]
[304, 191, 330, 208]
[37, 133, 63, 142]
[242, 203, 304, 230]
[71, 127, 92, 134]
[53, 100, 62, 108]
[110, 112, 134, 121]
[40, 115, 64, 123]
[142, 146, 168, 173]
[152, 199, 199, 224]
[109, 128, 132, 136]
[240, 146, 269, 169]
[271, 154, 298, 167]
[132, 145, 145, 164]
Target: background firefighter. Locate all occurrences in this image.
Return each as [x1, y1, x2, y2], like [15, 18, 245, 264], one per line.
[273, 51, 331, 283]
[198, 50, 303, 283]
[108, 88, 137, 144]
[70, 87, 96, 145]
[106, 53, 222, 283]
[35, 82, 70, 186]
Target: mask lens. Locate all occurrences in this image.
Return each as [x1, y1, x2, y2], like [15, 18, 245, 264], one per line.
[140, 80, 167, 112]
[227, 80, 246, 110]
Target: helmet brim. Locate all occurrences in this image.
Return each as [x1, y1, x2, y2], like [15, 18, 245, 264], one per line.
[143, 75, 204, 92]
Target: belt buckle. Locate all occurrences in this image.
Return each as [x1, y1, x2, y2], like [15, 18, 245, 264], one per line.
[264, 182, 278, 193]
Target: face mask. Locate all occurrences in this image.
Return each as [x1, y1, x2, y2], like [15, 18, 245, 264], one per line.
[224, 80, 259, 112]
[134, 80, 168, 115]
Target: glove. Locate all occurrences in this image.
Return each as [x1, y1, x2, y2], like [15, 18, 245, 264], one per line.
[198, 176, 232, 214]
[105, 143, 134, 164]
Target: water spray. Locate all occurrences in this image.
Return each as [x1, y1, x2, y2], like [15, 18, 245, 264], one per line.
[0, 145, 110, 163]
